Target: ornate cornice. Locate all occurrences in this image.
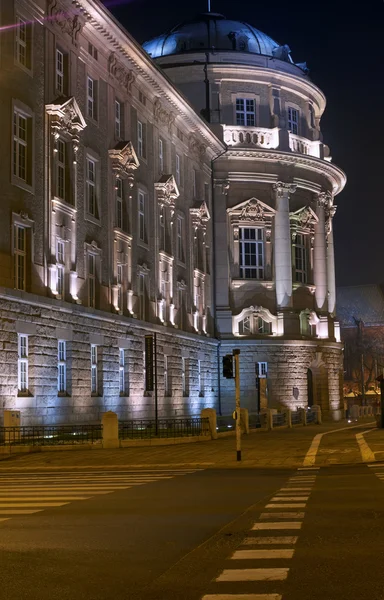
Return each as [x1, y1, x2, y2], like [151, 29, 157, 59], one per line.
[153, 97, 176, 132]
[188, 133, 206, 162]
[49, 1, 84, 44]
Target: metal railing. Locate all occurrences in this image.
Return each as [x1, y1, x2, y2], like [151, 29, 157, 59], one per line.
[306, 409, 317, 424]
[119, 417, 210, 440]
[249, 413, 262, 429]
[291, 411, 303, 425]
[272, 412, 286, 427]
[0, 425, 103, 446]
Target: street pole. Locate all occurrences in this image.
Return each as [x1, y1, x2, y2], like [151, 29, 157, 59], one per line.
[154, 332, 158, 436]
[381, 369, 384, 429]
[361, 353, 365, 406]
[233, 349, 241, 461]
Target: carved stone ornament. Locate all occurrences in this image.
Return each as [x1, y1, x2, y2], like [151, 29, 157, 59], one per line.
[326, 205, 337, 236]
[190, 201, 211, 231]
[46, 97, 87, 157]
[108, 141, 140, 183]
[227, 197, 276, 224]
[317, 190, 333, 209]
[108, 52, 135, 94]
[290, 206, 318, 230]
[214, 180, 230, 195]
[153, 97, 176, 132]
[273, 181, 297, 198]
[154, 174, 180, 209]
[240, 198, 265, 222]
[188, 133, 206, 162]
[49, 1, 83, 44]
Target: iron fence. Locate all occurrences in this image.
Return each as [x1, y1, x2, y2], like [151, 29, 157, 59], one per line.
[0, 425, 102, 446]
[306, 410, 317, 424]
[272, 412, 286, 427]
[291, 411, 303, 425]
[119, 417, 210, 440]
[216, 415, 236, 433]
[249, 413, 262, 429]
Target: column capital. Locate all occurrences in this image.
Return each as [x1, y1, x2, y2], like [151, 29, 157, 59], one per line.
[273, 181, 297, 198]
[317, 190, 333, 209]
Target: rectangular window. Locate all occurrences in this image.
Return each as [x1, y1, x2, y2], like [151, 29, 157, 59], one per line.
[13, 110, 28, 182]
[56, 139, 66, 200]
[58, 340, 66, 394]
[159, 138, 164, 173]
[116, 178, 123, 229]
[18, 334, 28, 394]
[115, 100, 122, 138]
[57, 240, 65, 297]
[88, 254, 96, 308]
[137, 120, 146, 159]
[178, 287, 185, 329]
[86, 157, 98, 218]
[193, 168, 197, 198]
[117, 263, 123, 310]
[239, 227, 264, 279]
[182, 357, 189, 396]
[91, 344, 98, 394]
[198, 359, 204, 396]
[138, 190, 146, 242]
[138, 273, 146, 320]
[288, 107, 299, 135]
[256, 361, 268, 378]
[164, 355, 169, 396]
[119, 348, 125, 394]
[295, 233, 307, 283]
[15, 16, 31, 69]
[88, 42, 98, 61]
[236, 98, 255, 126]
[175, 153, 181, 186]
[56, 48, 64, 94]
[87, 76, 97, 120]
[14, 225, 26, 291]
[177, 216, 184, 262]
[159, 205, 165, 251]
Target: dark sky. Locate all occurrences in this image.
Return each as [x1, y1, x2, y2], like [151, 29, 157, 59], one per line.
[103, 0, 384, 287]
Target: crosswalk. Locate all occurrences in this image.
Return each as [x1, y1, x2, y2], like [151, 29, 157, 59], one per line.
[0, 468, 201, 524]
[201, 466, 319, 600]
[367, 462, 384, 481]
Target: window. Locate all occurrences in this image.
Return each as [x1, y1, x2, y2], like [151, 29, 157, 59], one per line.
[138, 273, 146, 320]
[14, 225, 26, 291]
[116, 178, 123, 229]
[86, 157, 98, 218]
[182, 357, 189, 396]
[138, 190, 146, 243]
[159, 205, 166, 251]
[117, 263, 123, 310]
[13, 110, 28, 182]
[193, 168, 197, 198]
[239, 316, 251, 335]
[115, 100, 122, 138]
[15, 16, 31, 70]
[177, 216, 184, 262]
[57, 240, 65, 297]
[239, 315, 271, 335]
[58, 340, 67, 394]
[178, 287, 185, 329]
[88, 42, 98, 60]
[56, 48, 64, 94]
[236, 98, 255, 126]
[256, 361, 268, 378]
[295, 233, 307, 283]
[256, 317, 271, 334]
[56, 139, 66, 200]
[137, 120, 146, 159]
[87, 76, 97, 120]
[164, 355, 169, 396]
[88, 254, 96, 308]
[119, 348, 125, 394]
[91, 344, 98, 394]
[18, 334, 28, 394]
[175, 154, 181, 186]
[159, 138, 164, 173]
[239, 228, 264, 279]
[139, 91, 146, 106]
[288, 107, 299, 135]
[198, 359, 204, 396]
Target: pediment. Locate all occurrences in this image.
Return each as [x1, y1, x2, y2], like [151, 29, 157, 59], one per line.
[154, 174, 180, 200]
[46, 97, 86, 132]
[227, 197, 276, 222]
[190, 201, 211, 228]
[108, 141, 140, 174]
[290, 206, 318, 227]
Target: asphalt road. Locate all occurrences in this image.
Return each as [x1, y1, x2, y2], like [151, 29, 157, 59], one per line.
[1, 462, 384, 600]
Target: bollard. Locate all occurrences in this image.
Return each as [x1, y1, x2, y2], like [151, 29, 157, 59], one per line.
[284, 408, 292, 428]
[102, 411, 119, 449]
[312, 405, 322, 424]
[300, 407, 307, 426]
[201, 408, 218, 440]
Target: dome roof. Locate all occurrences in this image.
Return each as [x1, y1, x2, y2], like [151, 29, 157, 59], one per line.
[143, 13, 295, 64]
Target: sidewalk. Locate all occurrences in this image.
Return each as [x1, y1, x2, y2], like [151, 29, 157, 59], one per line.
[0, 419, 375, 470]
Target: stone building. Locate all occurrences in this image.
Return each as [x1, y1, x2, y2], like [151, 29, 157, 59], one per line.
[0, 2, 346, 424]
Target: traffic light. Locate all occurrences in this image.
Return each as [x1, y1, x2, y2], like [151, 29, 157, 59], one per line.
[223, 354, 234, 378]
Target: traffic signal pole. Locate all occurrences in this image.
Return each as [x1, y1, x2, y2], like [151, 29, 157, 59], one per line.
[233, 349, 241, 461]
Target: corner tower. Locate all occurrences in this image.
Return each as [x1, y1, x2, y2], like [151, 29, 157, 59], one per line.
[144, 13, 346, 419]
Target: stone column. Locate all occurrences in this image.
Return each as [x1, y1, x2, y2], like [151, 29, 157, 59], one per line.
[314, 193, 328, 312]
[326, 201, 337, 315]
[273, 182, 297, 308]
[213, 180, 232, 335]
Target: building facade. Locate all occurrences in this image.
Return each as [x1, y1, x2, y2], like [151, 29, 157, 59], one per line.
[0, 2, 346, 424]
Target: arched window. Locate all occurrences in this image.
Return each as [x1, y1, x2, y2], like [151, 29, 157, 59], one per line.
[238, 314, 272, 335]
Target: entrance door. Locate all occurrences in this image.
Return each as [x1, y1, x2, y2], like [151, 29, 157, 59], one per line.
[307, 368, 314, 407]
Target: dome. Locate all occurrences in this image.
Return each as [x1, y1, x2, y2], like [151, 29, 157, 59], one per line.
[143, 13, 295, 64]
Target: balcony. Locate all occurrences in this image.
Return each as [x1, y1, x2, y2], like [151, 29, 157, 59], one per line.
[288, 133, 322, 158]
[223, 126, 279, 150]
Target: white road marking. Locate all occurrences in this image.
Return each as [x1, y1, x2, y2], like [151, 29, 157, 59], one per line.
[0, 509, 43, 515]
[265, 503, 306, 508]
[260, 512, 304, 519]
[252, 522, 302, 530]
[303, 422, 376, 466]
[356, 430, 376, 462]
[231, 549, 294, 560]
[270, 496, 309, 501]
[202, 594, 282, 600]
[0, 486, 133, 491]
[242, 536, 298, 545]
[297, 467, 319, 471]
[2, 497, 90, 501]
[0, 518, 11, 522]
[0, 502, 69, 508]
[0, 476, 174, 482]
[0, 490, 113, 496]
[368, 463, 384, 467]
[279, 487, 312, 491]
[215, 568, 289, 582]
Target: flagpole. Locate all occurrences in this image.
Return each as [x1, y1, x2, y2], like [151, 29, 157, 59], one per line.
[208, 0, 211, 12]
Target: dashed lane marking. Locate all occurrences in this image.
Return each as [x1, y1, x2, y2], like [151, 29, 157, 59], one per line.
[215, 568, 289, 582]
[231, 549, 294, 560]
[252, 522, 302, 530]
[260, 512, 305, 520]
[265, 503, 306, 508]
[270, 496, 309, 501]
[242, 536, 298, 545]
[279, 487, 311, 491]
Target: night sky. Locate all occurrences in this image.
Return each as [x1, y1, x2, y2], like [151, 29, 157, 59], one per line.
[102, 0, 384, 287]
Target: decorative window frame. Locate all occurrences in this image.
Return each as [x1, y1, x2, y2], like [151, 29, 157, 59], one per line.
[290, 206, 318, 286]
[14, 13, 33, 75]
[231, 92, 259, 127]
[227, 198, 275, 282]
[12, 211, 34, 292]
[12, 99, 35, 193]
[300, 308, 319, 337]
[286, 102, 301, 135]
[233, 305, 278, 337]
[84, 241, 102, 308]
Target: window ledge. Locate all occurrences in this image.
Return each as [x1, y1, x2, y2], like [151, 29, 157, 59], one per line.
[12, 176, 34, 195]
[85, 213, 101, 226]
[232, 279, 274, 290]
